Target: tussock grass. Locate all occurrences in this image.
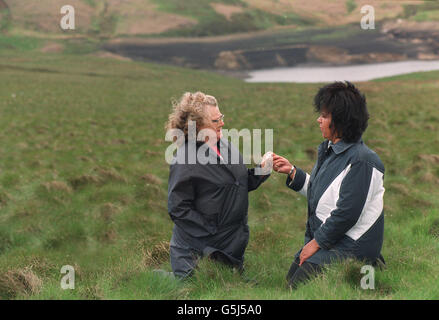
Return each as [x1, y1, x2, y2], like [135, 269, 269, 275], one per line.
[428, 219, 439, 239]
[0, 268, 42, 299]
[140, 173, 163, 185]
[0, 50, 438, 299]
[69, 174, 103, 190]
[99, 202, 121, 222]
[141, 241, 170, 267]
[42, 181, 73, 194]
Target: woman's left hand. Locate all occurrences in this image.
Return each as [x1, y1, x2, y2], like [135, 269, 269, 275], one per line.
[299, 239, 320, 266]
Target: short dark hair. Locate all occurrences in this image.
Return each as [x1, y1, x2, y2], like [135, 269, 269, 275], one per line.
[314, 81, 369, 143]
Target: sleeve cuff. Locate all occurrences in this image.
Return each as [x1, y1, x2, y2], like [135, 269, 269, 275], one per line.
[286, 167, 307, 191]
[314, 228, 331, 250]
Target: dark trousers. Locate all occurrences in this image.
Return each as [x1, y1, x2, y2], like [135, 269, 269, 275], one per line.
[286, 257, 323, 289]
[170, 242, 241, 279]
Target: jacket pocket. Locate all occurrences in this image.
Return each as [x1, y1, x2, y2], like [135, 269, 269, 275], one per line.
[217, 183, 246, 227]
[194, 185, 225, 228]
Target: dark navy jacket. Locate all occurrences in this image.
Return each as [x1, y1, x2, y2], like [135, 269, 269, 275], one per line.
[168, 138, 269, 268]
[287, 139, 385, 265]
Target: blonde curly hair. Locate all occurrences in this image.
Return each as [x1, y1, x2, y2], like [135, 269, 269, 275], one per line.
[165, 91, 218, 140]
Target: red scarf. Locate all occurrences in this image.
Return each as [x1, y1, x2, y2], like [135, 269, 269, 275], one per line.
[211, 145, 221, 157]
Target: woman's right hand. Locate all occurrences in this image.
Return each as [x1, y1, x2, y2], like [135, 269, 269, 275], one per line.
[272, 153, 293, 174]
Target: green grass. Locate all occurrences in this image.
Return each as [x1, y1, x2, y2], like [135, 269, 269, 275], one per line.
[345, 0, 357, 14]
[410, 10, 439, 22]
[0, 5, 11, 32]
[403, 1, 439, 20]
[0, 35, 43, 51]
[62, 38, 101, 55]
[0, 47, 438, 299]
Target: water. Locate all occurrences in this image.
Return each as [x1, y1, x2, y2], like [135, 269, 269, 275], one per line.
[245, 60, 439, 83]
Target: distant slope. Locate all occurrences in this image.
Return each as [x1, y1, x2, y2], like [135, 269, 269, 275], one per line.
[2, 0, 196, 37]
[0, 0, 432, 38]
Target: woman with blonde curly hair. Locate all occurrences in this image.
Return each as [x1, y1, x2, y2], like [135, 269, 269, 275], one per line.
[162, 91, 271, 279]
[166, 92, 220, 143]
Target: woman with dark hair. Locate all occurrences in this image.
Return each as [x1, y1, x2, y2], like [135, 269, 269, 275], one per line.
[273, 81, 385, 289]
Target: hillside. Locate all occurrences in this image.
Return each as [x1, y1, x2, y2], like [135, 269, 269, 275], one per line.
[0, 49, 438, 299]
[0, 0, 430, 38]
[2, 1, 439, 72]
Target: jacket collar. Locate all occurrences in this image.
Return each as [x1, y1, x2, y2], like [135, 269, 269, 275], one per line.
[327, 138, 361, 155]
[194, 140, 225, 163]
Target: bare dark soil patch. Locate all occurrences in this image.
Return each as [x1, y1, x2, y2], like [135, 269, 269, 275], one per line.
[103, 23, 439, 72]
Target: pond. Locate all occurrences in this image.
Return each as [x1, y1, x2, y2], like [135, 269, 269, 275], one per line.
[245, 60, 439, 83]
